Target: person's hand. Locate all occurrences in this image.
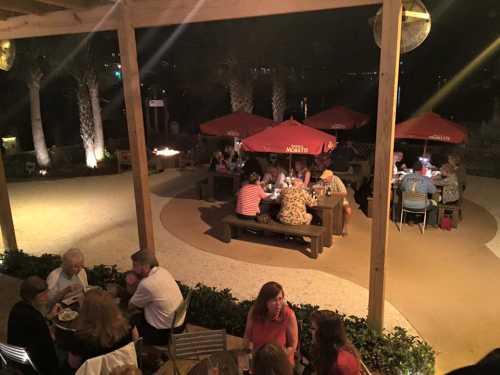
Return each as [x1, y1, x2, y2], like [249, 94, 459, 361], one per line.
[285, 346, 295, 358]
[47, 303, 62, 320]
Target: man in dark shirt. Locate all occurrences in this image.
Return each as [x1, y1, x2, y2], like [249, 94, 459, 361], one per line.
[7, 276, 60, 375]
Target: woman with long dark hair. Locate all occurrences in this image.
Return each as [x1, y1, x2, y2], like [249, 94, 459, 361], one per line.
[244, 282, 298, 365]
[311, 310, 360, 375]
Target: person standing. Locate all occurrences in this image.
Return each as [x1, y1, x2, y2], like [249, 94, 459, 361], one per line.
[128, 250, 183, 345]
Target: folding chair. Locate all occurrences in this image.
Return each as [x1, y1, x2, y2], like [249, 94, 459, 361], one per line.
[0, 342, 38, 374]
[170, 330, 227, 375]
[398, 191, 428, 234]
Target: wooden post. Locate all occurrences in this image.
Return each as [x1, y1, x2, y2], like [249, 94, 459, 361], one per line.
[367, 0, 402, 332]
[117, 0, 155, 252]
[0, 154, 17, 250]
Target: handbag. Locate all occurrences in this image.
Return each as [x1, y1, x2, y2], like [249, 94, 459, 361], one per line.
[440, 215, 452, 231]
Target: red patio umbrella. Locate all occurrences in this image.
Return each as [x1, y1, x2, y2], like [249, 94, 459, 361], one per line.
[304, 105, 370, 130]
[396, 112, 468, 154]
[199, 111, 274, 138]
[241, 120, 337, 155]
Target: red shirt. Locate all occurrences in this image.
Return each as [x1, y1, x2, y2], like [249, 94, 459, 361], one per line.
[236, 184, 268, 216]
[330, 348, 361, 375]
[246, 305, 295, 363]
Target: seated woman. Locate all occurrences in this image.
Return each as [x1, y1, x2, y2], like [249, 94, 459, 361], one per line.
[294, 159, 311, 187]
[262, 166, 286, 189]
[310, 310, 361, 375]
[442, 153, 466, 192]
[253, 343, 293, 375]
[236, 172, 269, 220]
[278, 178, 317, 225]
[66, 289, 138, 370]
[433, 164, 460, 204]
[244, 282, 298, 365]
[209, 150, 228, 172]
[8, 276, 61, 375]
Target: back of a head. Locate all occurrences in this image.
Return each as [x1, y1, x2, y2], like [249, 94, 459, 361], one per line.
[248, 173, 260, 185]
[131, 250, 159, 268]
[253, 343, 293, 375]
[317, 314, 348, 350]
[413, 160, 423, 172]
[20, 276, 47, 303]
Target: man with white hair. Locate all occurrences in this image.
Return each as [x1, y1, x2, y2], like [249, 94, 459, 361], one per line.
[46, 248, 88, 305]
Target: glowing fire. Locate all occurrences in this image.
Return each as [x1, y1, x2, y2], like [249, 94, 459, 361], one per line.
[153, 147, 180, 157]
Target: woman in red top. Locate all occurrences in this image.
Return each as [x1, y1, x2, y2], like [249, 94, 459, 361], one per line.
[236, 173, 269, 220]
[311, 310, 361, 375]
[244, 282, 299, 364]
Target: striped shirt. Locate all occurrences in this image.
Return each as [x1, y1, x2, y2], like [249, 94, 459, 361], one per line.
[236, 184, 269, 216]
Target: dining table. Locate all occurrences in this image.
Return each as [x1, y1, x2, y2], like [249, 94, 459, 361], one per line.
[187, 349, 245, 375]
[261, 192, 343, 248]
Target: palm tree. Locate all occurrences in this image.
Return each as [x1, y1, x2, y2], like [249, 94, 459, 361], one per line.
[9, 39, 51, 167]
[271, 66, 287, 122]
[86, 68, 104, 162]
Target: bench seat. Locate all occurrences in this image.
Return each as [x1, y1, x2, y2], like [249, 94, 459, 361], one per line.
[222, 215, 325, 258]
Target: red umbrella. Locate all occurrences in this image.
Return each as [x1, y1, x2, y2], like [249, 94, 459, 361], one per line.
[200, 111, 274, 138]
[396, 112, 468, 144]
[241, 120, 337, 156]
[304, 105, 370, 130]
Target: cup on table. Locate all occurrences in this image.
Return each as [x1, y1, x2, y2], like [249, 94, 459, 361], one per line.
[237, 351, 252, 375]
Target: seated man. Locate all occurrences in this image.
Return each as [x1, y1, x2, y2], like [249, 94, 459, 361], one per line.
[129, 250, 183, 345]
[278, 178, 317, 225]
[8, 276, 61, 375]
[46, 248, 88, 306]
[262, 166, 286, 189]
[400, 161, 438, 227]
[320, 170, 352, 236]
[236, 172, 269, 220]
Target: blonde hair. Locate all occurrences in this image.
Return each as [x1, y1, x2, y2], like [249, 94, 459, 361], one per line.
[77, 289, 130, 348]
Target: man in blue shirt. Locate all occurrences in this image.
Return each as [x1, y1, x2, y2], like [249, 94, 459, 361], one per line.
[400, 161, 438, 226]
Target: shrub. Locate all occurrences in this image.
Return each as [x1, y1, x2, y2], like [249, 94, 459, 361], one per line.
[0, 249, 434, 374]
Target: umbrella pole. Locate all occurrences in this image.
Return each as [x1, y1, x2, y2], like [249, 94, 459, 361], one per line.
[289, 154, 292, 175]
[423, 140, 428, 155]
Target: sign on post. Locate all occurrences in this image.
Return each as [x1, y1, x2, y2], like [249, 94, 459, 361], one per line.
[148, 99, 164, 107]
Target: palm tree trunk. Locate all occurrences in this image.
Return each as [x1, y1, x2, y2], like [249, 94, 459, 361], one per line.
[87, 72, 105, 162]
[27, 70, 50, 168]
[228, 75, 253, 114]
[77, 81, 97, 168]
[272, 68, 287, 122]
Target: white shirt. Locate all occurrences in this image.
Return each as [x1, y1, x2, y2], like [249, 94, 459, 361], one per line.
[130, 267, 183, 330]
[46, 267, 88, 303]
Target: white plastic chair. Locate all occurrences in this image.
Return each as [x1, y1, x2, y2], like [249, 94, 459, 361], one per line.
[0, 342, 38, 373]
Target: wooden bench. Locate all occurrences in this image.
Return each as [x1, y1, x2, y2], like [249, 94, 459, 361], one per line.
[222, 215, 325, 258]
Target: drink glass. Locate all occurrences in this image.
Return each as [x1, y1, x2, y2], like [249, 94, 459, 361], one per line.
[237, 351, 250, 375]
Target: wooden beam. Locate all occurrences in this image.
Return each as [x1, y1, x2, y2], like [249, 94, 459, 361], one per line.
[0, 0, 60, 14]
[367, 0, 402, 332]
[34, 0, 107, 9]
[0, 154, 18, 251]
[117, 0, 155, 253]
[0, 10, 19, 20]
[0, 0, 381, 40]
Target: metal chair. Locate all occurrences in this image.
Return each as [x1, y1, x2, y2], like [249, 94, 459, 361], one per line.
[0, 342, 38, 373]
[398, 191, 428, 234]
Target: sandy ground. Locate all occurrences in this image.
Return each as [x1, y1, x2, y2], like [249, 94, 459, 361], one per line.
[2, 169, 500, 374]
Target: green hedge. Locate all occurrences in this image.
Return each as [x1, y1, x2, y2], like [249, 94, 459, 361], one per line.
[0, 250, 434, 374]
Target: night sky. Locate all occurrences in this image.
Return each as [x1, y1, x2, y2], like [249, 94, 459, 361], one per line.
[0, 0, 498, 147]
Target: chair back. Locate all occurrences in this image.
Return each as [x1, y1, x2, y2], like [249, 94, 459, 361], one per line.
[360, 358, 373, 375]
[402, 191, 427, 208]
[172, 290, 193, 330]
[0, 342, 37, 372]
[171, 330, 226, 359]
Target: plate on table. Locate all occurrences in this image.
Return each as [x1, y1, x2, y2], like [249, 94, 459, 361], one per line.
[58, 309, 78, 322]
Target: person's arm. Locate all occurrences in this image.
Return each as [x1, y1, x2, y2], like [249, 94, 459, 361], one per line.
[427, 178, 437, 194]
[285, 308, 299, 360]
[243, 307, 254, 349]
[129, 282, 150, 310]
[258, 185, 270, 199]
[303, 190, 317, 207]
[303, 170, 311, 187]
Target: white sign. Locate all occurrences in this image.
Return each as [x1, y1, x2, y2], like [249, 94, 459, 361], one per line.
[149, 99, 165, 107]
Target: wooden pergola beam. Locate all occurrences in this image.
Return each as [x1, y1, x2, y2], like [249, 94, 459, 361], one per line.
[367, 0, 402, 332]
[0, 10, 18, 20]
[33, 0, 107, 9]
[117, 0, 155, 252]
[0, 0, 60, 15]
[0, 154, 17, 251]
[0, 0, 382, 40]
